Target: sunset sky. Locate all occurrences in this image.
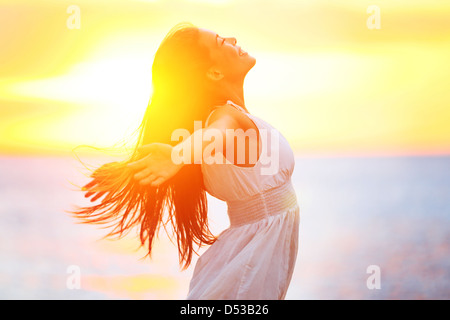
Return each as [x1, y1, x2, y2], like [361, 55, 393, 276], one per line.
[1, 0, 449, 157]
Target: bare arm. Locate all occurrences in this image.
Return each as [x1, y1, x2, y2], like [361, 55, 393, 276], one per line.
[127, 106, 240, 186]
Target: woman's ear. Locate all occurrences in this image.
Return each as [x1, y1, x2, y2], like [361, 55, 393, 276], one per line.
[206, 67, 225, 81]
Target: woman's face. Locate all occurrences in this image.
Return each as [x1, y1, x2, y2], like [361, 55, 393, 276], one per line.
[198, 28, 256, 83]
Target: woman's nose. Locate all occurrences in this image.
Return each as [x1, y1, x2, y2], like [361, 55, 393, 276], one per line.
[225, 37, 237, 46]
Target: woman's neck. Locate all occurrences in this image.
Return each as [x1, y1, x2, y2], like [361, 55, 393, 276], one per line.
[218, 79, 247, 111]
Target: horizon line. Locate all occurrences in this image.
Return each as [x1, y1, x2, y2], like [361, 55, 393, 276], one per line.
[0, 147, 449, 159]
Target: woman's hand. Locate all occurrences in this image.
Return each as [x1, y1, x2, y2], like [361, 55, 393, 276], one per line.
[127, 142, 184, 187]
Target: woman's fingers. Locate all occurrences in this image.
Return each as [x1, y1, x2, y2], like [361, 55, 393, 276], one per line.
[138, 143, 157, 156]
[139, 174, 158, 186]
[127, 157, 150, 171]
[151, 176, 166, 187]
[133, 167, 152, 181]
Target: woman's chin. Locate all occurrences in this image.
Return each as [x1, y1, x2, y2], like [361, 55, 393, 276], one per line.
[248, 56, 257, 73]
[243, 54, 256, 70]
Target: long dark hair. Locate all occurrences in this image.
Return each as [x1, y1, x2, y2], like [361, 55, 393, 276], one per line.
[72, 23, 221, 270]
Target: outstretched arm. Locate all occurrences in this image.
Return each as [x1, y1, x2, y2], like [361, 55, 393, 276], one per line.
[127, 107, 239, 187]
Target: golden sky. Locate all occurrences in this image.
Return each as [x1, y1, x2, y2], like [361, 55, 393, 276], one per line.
[1, 0, 449, 156]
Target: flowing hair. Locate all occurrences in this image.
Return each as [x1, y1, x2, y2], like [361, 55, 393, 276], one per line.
[72, 23, 221, 270]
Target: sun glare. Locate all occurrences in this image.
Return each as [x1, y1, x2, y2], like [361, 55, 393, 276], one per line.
[0, 0, 449, 156]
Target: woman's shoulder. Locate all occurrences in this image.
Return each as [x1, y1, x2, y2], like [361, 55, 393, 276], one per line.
[206, 103, 235, 120]
[205, 103, 256, 132]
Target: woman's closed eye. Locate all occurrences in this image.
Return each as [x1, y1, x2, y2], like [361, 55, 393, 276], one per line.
[216, 35, 226, 47]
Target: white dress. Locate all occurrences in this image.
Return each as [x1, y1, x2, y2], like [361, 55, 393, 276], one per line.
[187, 100, 300, 300]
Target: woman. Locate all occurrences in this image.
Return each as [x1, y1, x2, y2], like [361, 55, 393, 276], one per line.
[76, 22, 300, 299]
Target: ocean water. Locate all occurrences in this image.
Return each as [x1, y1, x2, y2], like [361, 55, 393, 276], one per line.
[0, 155, 449, 299]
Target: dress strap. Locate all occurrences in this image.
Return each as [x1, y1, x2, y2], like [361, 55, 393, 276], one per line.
[226, 100, 247, 113]
[206, 100, 247, 125]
